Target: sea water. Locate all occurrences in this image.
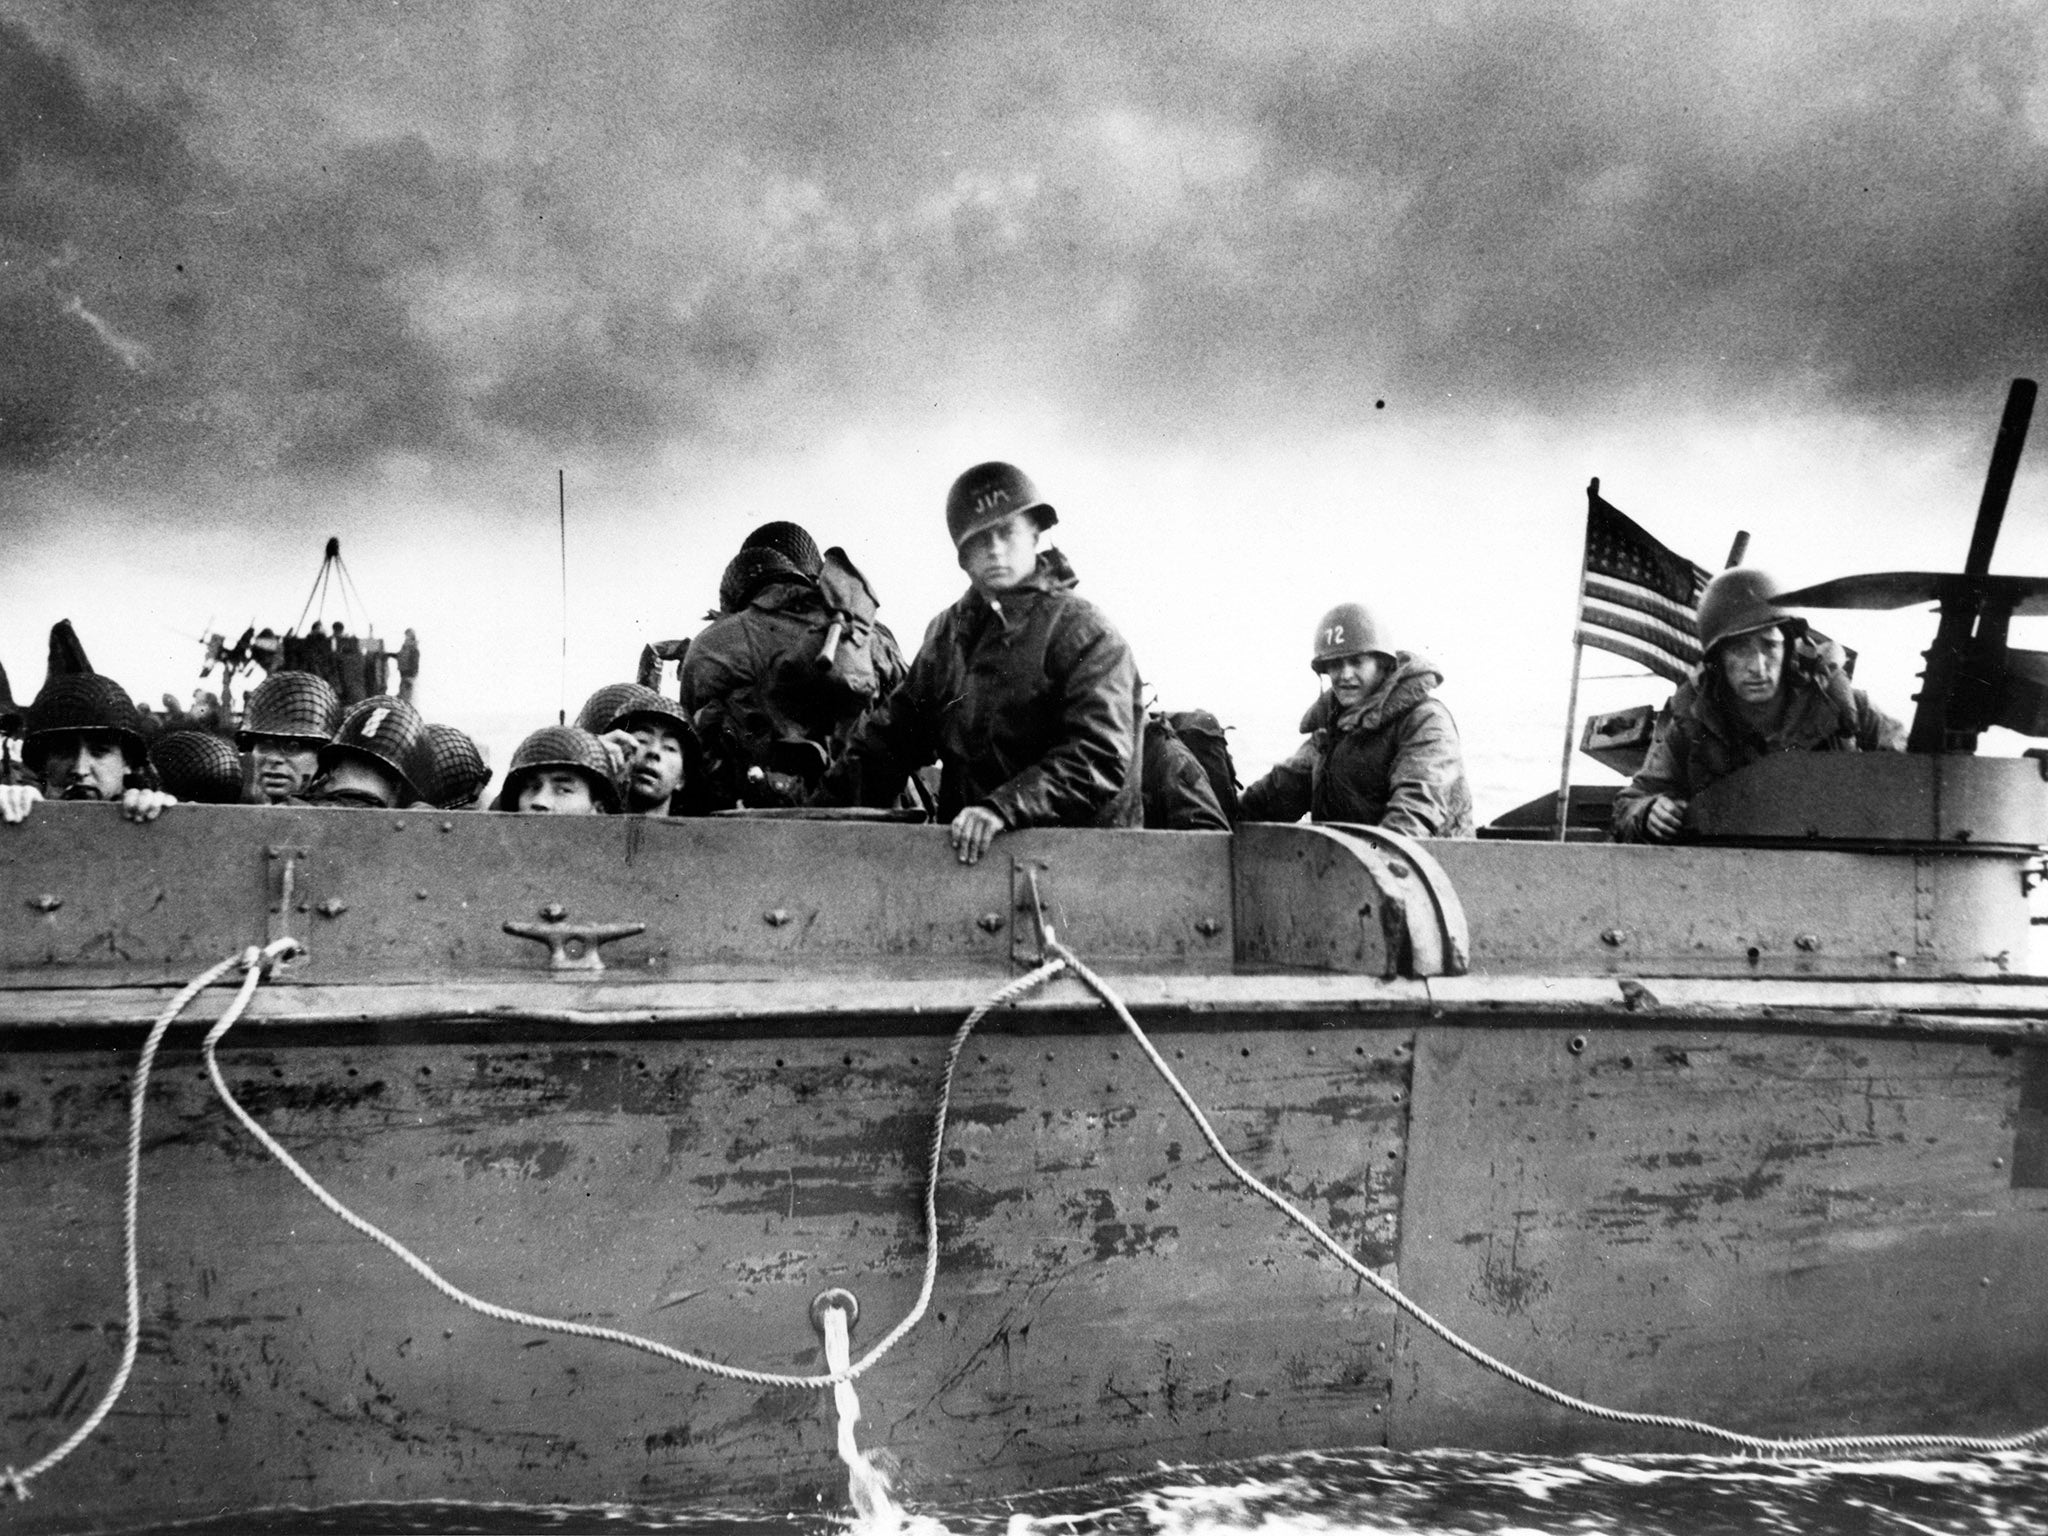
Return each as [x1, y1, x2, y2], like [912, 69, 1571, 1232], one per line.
[105, 1447, 2048, 1534]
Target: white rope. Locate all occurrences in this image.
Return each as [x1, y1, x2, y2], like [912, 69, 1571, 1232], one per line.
[1043, 935, 2048, 1460]
[199, 952, 1070, 1392]
[5, 941, 292, 1502]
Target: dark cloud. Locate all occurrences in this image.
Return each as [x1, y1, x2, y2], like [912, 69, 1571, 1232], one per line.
[2, 3, 2043, 505]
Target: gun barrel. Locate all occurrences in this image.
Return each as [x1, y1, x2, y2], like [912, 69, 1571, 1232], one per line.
[1963, 378, 2036, 577]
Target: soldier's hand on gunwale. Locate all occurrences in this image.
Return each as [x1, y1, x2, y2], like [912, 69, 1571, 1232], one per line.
[1643, 794, 1687, 842]
[949, 805, 1005, 866]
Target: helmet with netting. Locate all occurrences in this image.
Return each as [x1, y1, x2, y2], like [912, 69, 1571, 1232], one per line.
[491, 726, 622, 813]
[23, 673, 148, 771]
[718, 546, 809, 614]
[419, 724, 491, 809]
[321, 695, 428, 803]
[576, 681, 689, 741]
[149, 730, 244, 804]
[739, 521, 823, 578]
[239, 670, 341, 747]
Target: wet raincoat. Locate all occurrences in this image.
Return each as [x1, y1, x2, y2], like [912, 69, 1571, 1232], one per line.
[1141, 717, 1230, 830]
[818, 549, 1142, 828]
[1611, 637, 1905, 842]
[1239, 653, 1473, 838]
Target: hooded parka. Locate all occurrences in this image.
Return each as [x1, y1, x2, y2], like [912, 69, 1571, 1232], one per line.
[819, 548, 1142, 828]
[1239, 652, 1473, 837]
[1611, 636, 1905, 842]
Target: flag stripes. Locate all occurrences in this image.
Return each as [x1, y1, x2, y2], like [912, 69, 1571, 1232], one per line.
[1577, 486, 1709, 685]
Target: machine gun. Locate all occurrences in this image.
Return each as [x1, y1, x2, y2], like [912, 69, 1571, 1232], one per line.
[1778, 378, 2046, 753]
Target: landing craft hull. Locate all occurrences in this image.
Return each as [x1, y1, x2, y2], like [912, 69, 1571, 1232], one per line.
[2, 795, 2046, 1529]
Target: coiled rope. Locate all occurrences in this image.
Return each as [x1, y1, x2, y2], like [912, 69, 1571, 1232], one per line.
[4, 940, 299, 1502]
[1041, 933, 2048, 1460]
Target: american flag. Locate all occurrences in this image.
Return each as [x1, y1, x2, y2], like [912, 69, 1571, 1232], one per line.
[1575, 482, 1710, 684]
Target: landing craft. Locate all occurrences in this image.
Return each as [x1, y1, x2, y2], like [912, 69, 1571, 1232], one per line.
[3, 390, 2047, 1527]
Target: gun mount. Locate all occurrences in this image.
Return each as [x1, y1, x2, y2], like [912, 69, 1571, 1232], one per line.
[1780, 378, 2042, 753]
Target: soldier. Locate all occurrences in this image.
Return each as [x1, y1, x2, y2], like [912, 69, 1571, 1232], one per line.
[149, 730, 245, 805]
[300, 696, 428, 809]
[1239, 602, 1474, 838]
[0, 674, 177, 825]
[817, 461, 1142, 864]
[238, 670, 342, 804]
[576, 683, 690, 817]
[1141, 712, 1230, 831]
[1612, 568, 1906, 843]
[492, 727, 621, 814]
[682, 523, 907, 808]
[418, 724, 492, 811]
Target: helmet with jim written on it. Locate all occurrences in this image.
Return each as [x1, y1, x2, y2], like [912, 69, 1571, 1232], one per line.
[944, 462, 1058, 549]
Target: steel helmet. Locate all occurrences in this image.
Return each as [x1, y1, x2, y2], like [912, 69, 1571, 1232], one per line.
[321, 695, 428, 802]
[1310, 603, 1393, 672]
[23, 673, 148, 770]
[576, 682, 689, 742]
[491, 726, 622, 813]
[149, 730, 244, 804]
[419, 724, 491, 810]
[945, 462, 1058, 549]
[738, 521, 823, 578]
[1695, 567, 1802, 657]
[237, 670, 341, 747]
[718, 546, 808, 615]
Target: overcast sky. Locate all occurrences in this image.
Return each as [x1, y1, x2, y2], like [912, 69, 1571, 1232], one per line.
[4, 1, 2046, 810]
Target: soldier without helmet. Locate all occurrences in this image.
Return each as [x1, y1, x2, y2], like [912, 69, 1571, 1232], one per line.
[0, 674, 177, 826]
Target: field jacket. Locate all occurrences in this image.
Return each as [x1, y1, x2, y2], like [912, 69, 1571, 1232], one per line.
[1238, 653, 1474, 838]
[1611, 642, 1906, 842]
[818, 550, 1142, 828]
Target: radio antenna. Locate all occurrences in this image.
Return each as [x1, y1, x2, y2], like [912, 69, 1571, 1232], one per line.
[558, 469, 568, 726]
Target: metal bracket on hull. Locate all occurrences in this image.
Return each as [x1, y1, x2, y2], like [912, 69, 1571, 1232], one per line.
[1010, 859, 1053, 968]
[1232, 822, 1470, 979]
[263, 846, 308, 960]
[1324, 825, 1470, 978]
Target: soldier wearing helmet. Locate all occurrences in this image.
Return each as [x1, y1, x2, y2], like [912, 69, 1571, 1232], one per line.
[1238, 602, 1474, 838]
[1612, 568, 1904, 843]
[492, 726, 622, 814]
[682, 522, 907, 810]
[150, 730, 245, 805]
[576, 683, 690, 816]
[418, 724, 492, 811]
[816, 461, 1143, 864]
[300, 696, 428, 809]
[238, 670, 342, 804]
[0, 674, 178, 826]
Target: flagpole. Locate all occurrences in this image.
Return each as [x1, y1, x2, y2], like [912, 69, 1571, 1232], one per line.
[1554, 480, 1597, 842]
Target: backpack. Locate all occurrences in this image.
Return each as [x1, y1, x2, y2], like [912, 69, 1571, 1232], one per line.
[1159, 709, 1240, 824]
